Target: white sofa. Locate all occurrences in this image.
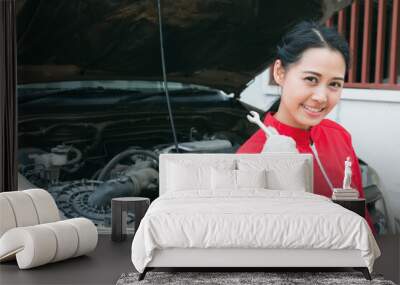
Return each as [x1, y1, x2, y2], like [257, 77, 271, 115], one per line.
[0, 189, 98, 269]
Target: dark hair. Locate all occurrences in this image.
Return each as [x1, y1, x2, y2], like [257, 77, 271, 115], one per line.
[277, 21, 350, 70]
[268, 21, 350, 113]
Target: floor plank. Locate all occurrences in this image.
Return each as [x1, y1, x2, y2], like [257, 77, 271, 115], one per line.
[1, 234, 398, 285]
[0, 235, 134, 285]
[374, 234, 400, 284]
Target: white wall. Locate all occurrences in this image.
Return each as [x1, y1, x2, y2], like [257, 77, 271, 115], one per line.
[332, 89, 400, 233]
[241, 69, 400, 233]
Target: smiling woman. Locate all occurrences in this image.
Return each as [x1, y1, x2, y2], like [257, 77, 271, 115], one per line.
[274, 47, 345, 129]
[237, 21, 376, 233]
[272, 21, 349, 130]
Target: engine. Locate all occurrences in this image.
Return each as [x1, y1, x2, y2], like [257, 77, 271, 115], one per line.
[18, 137, 235, 226]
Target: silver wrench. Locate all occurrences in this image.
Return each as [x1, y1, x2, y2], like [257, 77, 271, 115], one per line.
[246, 111, 298, 153]
[246, 111, 277, 138]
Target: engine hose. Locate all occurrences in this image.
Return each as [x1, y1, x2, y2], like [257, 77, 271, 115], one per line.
[64, 146, 82, 166]
[98, 149, 158, 181]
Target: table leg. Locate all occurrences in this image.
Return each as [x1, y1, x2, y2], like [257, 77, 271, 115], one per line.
[112, 201, 123, 241]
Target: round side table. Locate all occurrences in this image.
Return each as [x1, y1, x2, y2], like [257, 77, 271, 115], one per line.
[111, 197, 150, 242]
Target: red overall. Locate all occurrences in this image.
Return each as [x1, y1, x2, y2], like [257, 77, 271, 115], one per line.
[237, 112, 375, 233]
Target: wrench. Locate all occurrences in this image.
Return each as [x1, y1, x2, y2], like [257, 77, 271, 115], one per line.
[246, 111, 298, 153]
[247, 111, 277, 138]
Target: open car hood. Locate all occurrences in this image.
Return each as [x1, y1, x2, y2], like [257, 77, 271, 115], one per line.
[17, 0, 351, 94]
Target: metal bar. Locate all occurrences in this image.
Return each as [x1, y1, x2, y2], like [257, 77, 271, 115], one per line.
[156, 0, 180, 153]
[389, 0, 399, 84]
[325, 17, 333, 28]
[338, 8, 347, 37]
[361, 0, 373, 83]
[375, 0, 387, 83]
[344, 82, 400, 90]
[348, 0, 359, 83]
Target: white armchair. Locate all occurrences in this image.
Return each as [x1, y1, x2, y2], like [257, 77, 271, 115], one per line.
[0, 189, 98, 269]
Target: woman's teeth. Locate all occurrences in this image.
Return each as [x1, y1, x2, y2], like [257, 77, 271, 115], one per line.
[302, 104, 324, 113]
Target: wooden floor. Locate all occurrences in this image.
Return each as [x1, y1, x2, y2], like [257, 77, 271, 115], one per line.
[0, 235, 134, 285]
[0, 234, 399, 285]
[374, 234, 400, 284]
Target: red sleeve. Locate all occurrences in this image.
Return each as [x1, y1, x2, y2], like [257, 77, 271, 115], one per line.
[236, 129, 266, 154]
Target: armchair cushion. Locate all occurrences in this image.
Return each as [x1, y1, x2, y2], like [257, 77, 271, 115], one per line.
[0, 218, 97, 269]
[0, 189, 97, 269]
[0, 189, 59, 236]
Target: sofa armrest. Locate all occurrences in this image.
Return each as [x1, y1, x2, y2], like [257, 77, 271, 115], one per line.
[0, 217, 97, 269]
[0, 189, 60, 237]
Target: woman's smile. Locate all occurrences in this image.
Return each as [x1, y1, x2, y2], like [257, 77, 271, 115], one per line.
[301, 104, 326, 117]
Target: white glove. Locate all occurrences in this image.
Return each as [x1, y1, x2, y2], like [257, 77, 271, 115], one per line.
[247, 111, 298, 153]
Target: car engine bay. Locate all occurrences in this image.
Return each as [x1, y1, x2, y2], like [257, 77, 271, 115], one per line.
[18, 88, 256, 227]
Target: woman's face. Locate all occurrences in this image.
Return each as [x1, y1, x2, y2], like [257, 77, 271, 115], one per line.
[273, 47, 346, 130]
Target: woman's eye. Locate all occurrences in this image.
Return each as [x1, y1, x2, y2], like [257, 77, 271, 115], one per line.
[330, 82, 342, 89]
[305, 76, 318, 84]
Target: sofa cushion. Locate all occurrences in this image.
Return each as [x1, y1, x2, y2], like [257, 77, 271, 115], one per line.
[0, 196, 17, 237]
[0, 189, 60, 238]
[0, 218, 97, 269]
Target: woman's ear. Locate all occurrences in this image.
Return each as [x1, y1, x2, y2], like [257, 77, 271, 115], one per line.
[273, 59, 285, 85]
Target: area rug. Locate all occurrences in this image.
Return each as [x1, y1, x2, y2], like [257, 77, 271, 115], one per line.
[116, 271, 396, 285]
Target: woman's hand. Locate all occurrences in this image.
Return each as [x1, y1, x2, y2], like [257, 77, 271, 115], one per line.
[247, 111, 298, 153]
[261, 129, 298, 153]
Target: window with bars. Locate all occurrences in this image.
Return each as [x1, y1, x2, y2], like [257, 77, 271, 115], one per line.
[326, 0, 399, 90]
